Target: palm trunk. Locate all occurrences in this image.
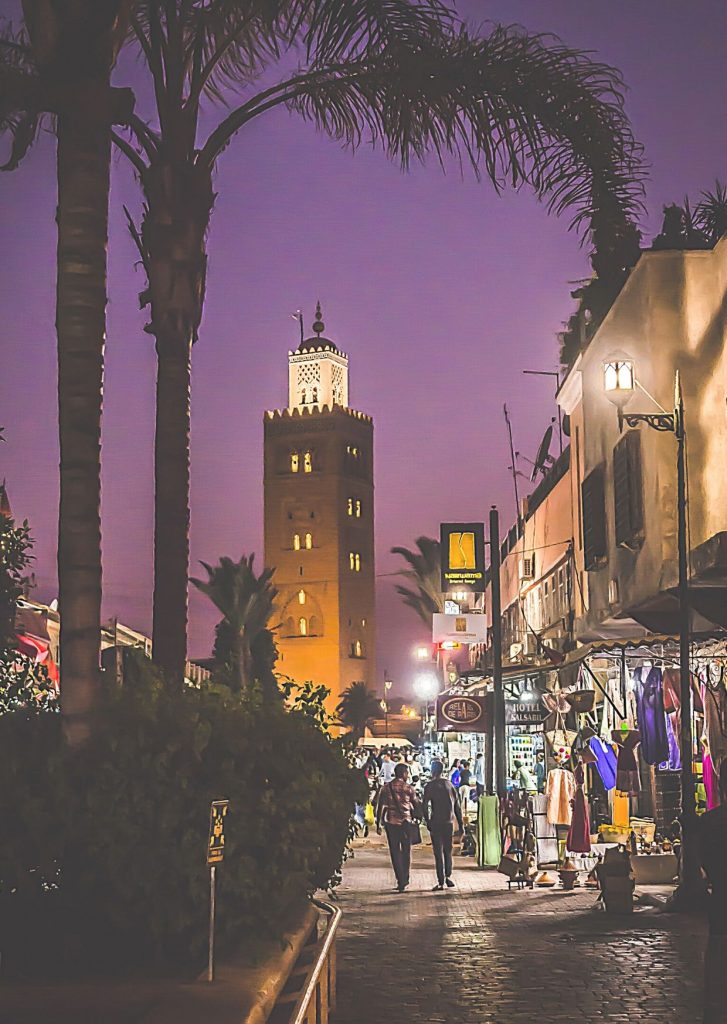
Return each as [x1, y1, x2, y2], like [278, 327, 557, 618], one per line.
[56, 94, 109, 744]
[144, 160, 213, 687]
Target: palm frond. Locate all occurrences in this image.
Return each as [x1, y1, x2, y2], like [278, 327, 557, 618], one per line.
[0, 19, 43, 171]
[695, 180, 727, 245]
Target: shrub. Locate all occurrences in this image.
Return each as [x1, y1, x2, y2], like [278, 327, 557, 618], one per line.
[0, 658, 364, 976]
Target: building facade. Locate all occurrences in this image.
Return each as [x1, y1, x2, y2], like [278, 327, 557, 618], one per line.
[263, 306, 376, 715]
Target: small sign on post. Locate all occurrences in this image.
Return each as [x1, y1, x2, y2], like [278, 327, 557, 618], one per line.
[207, 799, 229, 982]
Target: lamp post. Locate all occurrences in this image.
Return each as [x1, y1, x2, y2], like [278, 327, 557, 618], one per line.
[603, 358, 701, 904]
[413, 672, 440, 745]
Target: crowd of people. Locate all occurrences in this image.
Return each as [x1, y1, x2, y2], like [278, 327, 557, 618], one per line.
[354, 746, 485, 893]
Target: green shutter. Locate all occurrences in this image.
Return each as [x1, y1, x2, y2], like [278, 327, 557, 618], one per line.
[582, 465, 607, 570]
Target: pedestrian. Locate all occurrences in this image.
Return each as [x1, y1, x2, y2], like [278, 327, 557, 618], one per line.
[700, 758, 727, 1023]
[534, 750, 546, 794]
[449, 759, 461, 788]
[513, 758, 537, 793]
[474, 751, 486, 797]
[376, 763, 419, 893]
[423, 760, 463, 890]
[459, 760, 472, 787]
[378, 752, 395, 785]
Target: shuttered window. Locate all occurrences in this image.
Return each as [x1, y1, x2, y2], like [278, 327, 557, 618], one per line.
[614, 430, 644, 547]
[582, 464, 607, 570]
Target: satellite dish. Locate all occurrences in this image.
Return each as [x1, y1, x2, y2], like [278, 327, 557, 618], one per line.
[530, 424, 555, 481]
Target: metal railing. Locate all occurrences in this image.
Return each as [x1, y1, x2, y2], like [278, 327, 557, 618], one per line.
[284, 898, 341, 1024]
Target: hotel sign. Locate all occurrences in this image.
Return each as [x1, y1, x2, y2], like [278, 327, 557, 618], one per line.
[440, 522, 486, 593]
[436, 694, 492, 733]
[505, 699, 545, 726]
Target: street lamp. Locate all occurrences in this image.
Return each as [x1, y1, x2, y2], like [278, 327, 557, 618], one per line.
[603, 357, 700, 904]
[413, 672, 440, 744]
[383, 673, 393, 738]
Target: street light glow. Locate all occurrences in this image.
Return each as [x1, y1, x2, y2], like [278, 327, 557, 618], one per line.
[603, 356, 635, 405]
[413, 645, 431, 661]
[413, 672, 440, 701]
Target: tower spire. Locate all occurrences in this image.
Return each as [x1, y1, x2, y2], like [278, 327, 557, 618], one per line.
[312, 301, 325, 338]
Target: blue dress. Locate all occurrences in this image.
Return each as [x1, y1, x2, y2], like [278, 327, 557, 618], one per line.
[589, 736, 617, 790]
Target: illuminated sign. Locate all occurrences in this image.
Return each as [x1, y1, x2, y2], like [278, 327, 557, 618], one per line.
[432, 613, 487, 644]
[440, 523, 486, 593]
[207, 800, 229, 866]
[436, 694, 492, 733]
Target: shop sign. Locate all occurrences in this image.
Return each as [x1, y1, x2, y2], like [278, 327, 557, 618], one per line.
[440, 522, 486, 593]
[207, 799, 229, 866]
[436, 693, 492, 733]
[432, 613, 487, 644]
[505, 699, 545, 726]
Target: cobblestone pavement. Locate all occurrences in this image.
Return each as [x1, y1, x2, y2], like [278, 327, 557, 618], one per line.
[334, 836, 708, 1023]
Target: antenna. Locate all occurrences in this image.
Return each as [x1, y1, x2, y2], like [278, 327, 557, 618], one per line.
[530, 424, 555, 482]
[503, 405, 521, 527]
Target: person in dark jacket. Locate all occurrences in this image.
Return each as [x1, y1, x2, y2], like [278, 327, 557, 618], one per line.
[423, 760, 463, 890]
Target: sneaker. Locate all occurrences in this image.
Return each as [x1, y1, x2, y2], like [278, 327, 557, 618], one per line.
[432, 883, 444, 891]
[445, 878, 456, 888]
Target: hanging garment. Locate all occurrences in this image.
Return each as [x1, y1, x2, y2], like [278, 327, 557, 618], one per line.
[546, 767, 576, 826]
[662, 711, 681, 771]
[612, 790, 630, 829]
[589, 735, 617, 790]
[703, 752, 722, 811]
[612, 729, 641, 796]
[566, 762, 592, 853]
[702, 682, 727, 771]
[476, 794, 502, 867]
[531, 792, 559, 864]
[634, 667, 670, 766]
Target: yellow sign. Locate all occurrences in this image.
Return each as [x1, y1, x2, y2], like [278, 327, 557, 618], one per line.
[440, 522, 486, 592]
[448, 531, 476, 570]
[207, 800, 229, 866]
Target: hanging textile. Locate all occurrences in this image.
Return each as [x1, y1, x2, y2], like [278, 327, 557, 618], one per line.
[703, 752, 722, 811]
[545, 767, 576, 826]
[531, 792, 558, 864]
[612, 790, 630, 829]
[589, 735, 617, 790]
[634, 667, 670, 766]
[566, 761, 591, 853]
[661, 711, 681, 772]
[702, 681, 727, 771]
[612, 728, 641, 796]
[476, 794, 502, 867]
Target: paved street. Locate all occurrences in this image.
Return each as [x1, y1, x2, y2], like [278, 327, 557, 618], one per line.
[335, 836, 707, 1023]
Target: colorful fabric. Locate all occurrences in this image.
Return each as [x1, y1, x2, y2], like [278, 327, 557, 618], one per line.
[704, 753, 722, 811]
[567, 762, 591, 853]
[613, 729, 641, 796]
[545, 767, 576, 826]
[634, 667, 670, 766]
[589, 736, 617, 790]
[476, 794, 501, 867]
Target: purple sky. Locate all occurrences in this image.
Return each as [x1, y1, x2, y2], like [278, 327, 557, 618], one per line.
[2, 1, 727, 694]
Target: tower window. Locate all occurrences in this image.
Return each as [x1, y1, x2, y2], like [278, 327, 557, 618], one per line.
[303, 450, 313, 473]
[349, 552, 361, 572]
[312, 387, 318, 404]
[351, 640, 363, 658]
[347, 496, 362, 517]
[298, 589, 306, 605]
[293, 533, 301, 550]
[355, 499, 362, 518]
[347, 497, 353, 516]
[299, 617, 308, 636]
[304, 532, 313, 550]
[346, 444, 360, 459]
[290, 451, 299, 473]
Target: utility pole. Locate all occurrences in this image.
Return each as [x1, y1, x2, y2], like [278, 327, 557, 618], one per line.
[490, 506, 506, 799]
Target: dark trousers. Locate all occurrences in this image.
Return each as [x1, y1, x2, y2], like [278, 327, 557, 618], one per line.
[704, 933, 727, 1023]
[430, 822, 454, 884]
[384, 823, 411, 889]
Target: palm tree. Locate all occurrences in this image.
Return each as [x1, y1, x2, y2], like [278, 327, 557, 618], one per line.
[337, 680, 381, 739]
[1, 4, 133, 743]
[696, 180, 727, 245]
[114, 1, 643, 686]
[391, 536, 444, 627]
[190, 554, 277, 693]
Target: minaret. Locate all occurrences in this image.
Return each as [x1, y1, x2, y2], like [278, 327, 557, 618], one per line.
[263, 305, 376, 717]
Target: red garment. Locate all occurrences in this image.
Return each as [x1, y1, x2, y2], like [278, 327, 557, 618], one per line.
[567, 762, 591, 853]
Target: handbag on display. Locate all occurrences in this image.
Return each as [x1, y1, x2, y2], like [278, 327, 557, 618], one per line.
[497, 854, 521, 878]
[545, 711, 577, 762]
[567, 690, 595, 714]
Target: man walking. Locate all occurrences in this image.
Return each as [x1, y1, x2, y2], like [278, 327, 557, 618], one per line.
[423, 760, 463, 891]
[700, 758, 727, 1023]
[378, 751, 395, 786]
[376, 763, 418, 893]
[474, 751, 486, 797]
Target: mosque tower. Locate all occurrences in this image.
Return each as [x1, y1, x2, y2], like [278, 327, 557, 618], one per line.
[263, 304, 376, 716]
